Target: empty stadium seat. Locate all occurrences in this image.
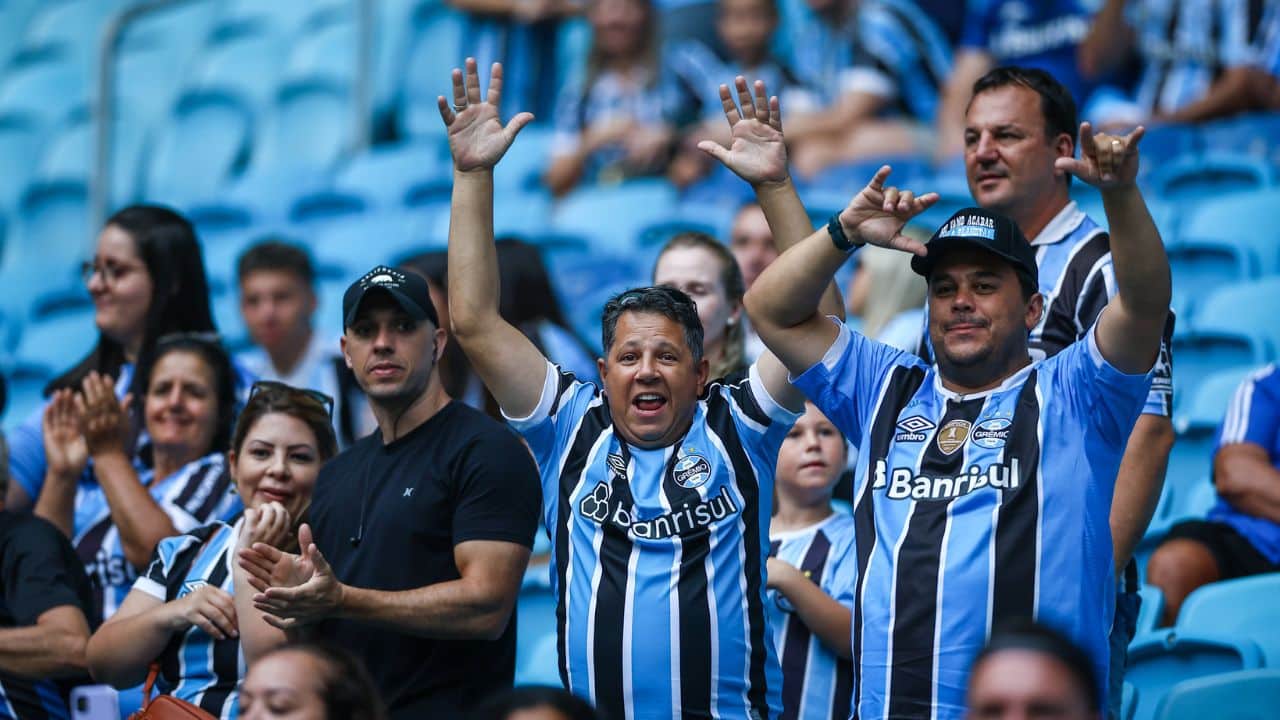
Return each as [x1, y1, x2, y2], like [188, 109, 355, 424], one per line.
[0, 46, 87, 125]
[12, 304, 96, 373]
[1172, 280, 1280, 393]
[284, 7, 356, 86]
[35, 108, 92, 183]
[1125, 631, 1264, 720]
[333, 141, 448, 209]
[397, 4, 465, 141]
[1176, 574, 1280, 665]
[1172, 190, 1280, 281]
[1148, 153, 1276, 200]
[290, 189, 372, 225]
[515, 584, 558, 684]
[1153, 669, 1280, 720]
[4, 180, 90, 279]
[187, 18, 290, 113]
[18, 0, 125, 69]
[1, 364, 52, 434]
[1199, 113, 1280, 166]
[140, 89, 253, 205]
[217, 0, 322, 36]
[0, 112, 44, 210]
[494, 123, 556, 191]
[1122, 682, 1138, 720]
[308, 211, 438, 274]
[1137, 585, 1165, 636]
[250, 77, 351, 177]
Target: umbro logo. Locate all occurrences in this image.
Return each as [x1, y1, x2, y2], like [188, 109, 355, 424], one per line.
[895, 415, 935, 443]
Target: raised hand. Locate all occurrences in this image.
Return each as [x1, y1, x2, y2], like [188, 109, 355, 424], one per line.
[43, 389, 88, 479]
[438, 58, 534, 172]
[236, 522, 316, 594]
[165, 583, 238, 640]
[698, 77, 788, 186]
[74, 372, 131, 457]
[237, 503, 293, 552]
[836, 165, 939, 256]
[250, 524, 342, 630]
[1055, 122, 1144, 189]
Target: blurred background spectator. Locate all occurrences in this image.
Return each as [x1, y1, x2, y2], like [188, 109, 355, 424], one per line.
[844, 239, 927, 352]
[651, 231, 748, 379]
[966, 619, 1102, 720]
[240, 641, 387, 720]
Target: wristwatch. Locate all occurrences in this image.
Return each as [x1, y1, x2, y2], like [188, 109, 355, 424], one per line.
[827, 212, 864, 253]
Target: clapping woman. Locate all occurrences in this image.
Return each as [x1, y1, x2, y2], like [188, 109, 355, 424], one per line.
[85, 382, 338, 717]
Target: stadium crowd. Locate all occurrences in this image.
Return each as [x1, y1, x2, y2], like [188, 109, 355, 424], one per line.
[1, 0, 1279, 719]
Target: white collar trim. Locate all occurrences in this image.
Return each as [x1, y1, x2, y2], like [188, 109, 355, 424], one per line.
[1029, 201, 1087, 247]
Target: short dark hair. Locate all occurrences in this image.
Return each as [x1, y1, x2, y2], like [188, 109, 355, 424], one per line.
[970, 66, 1078, 147]
[601, 286, 705, 364]
[231, 383, 338, 463]
[470, 686, 601, 720]
[971, 619, 1100, 711]
[237, 238, 315, 286]
[257, 641, 385, 720]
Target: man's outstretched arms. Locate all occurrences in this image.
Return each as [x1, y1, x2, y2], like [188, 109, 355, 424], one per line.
[443, 59, 556, 419]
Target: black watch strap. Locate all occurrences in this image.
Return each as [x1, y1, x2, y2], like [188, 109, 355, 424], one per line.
[827, 213, 863, 253]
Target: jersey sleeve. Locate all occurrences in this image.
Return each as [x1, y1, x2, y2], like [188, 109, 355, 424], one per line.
[713, 363, 804, 479]
[792, 317, 926, 443]
[1215, 365, 1280, 456]
[1, 517, 91, 625]
[156, 456, 239, 533]
[131, 528, 220, 602]
[504, 361, 601, 472]
[450, 423, 543, 548]
[6, 402, 50, 500]
[1043, 321, 1154, 452]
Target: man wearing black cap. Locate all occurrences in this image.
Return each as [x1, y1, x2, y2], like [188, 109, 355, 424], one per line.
[237, 264, 541, 719]
[744, 119, 1170, 719]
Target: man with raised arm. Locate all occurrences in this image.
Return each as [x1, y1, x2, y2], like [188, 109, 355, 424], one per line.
[442, 59, 835, 719]
[744, 123, 1169, 718]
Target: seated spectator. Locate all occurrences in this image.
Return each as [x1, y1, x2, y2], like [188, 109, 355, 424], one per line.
[236, 239, 373, 448]
[35, 335, 243, 624]
[544, 0, 681, 195]
[471, 686, 601, 720]
[1078, 0, 1280, 124]
[728, 201, 779, 361]
[667, 0, 819, 187]
[1147, 364, 1280, 625]
[767, 402, 855, 720]
[967, 619, 1102, 720]
[935, 0, 1102, 160]
[240, 641, 385, 720]
[778, 0, 953, 177]
[445, 0, 584, 120]
[1, 469, 94, 720]
[846, 238, 927, 351]
[85, 382, 337, 716]
[652, 232, 749, 379]
[6, 205, 252, 512]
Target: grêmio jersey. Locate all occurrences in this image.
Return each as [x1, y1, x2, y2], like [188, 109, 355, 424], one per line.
[793, 318, 1152, 720]
[508, 362, 800, 719]
[768, 513, 858, 720]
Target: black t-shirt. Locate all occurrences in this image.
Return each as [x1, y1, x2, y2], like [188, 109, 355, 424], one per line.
[0, 511, 94, 719]
[308, 401, 542, 720]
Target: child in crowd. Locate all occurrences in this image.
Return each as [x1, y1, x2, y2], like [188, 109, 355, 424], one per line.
[767, 402, 857, 720]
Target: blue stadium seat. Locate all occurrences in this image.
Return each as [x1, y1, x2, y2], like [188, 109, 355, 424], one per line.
[551, 180, 679, 254]
[217, 0, 320, 35]
[1122, 682, 1138, 720]
[18, 0, 124, 69]
[371, 0, 437, 124]
[333, 141, 448, 209]
[0, 2, 42, 69]
[187, 19, 290, 113]
[284, 7, 356, 85]
[251, 77, 351, 177]
[1172, 280, 1280, 394]
[1153, 669, 1280, 720]
[35, 109, 92, 183]
[4, 180, 90, 282]
[0, 112, 44, 210]
[494, 124, 556, 191]
[1172, 190, 1280, 280]
[423, 188, 554, 241]
[0, 46, 86, 125]
[397, 4, 465, 141]
[635, 201, 740, 249]
[1148, 153, 1276, 200]
[515, 584, 558, 685]
[290, 189, 372, 226]
[12, 304, 96, 374]
[1199, 113, 1280, 166]
[1137, 585, 1164, 636]
[1, 364, 52, 434]
[308, 211, 438, 274]
[140, 89, 253, 205]
[1176, 574, 1280, 665]
[1125, 631, 1264, 720]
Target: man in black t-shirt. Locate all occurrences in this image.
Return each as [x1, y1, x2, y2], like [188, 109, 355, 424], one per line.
[0, 474, 94, 720]
[239, 265, 541, 719]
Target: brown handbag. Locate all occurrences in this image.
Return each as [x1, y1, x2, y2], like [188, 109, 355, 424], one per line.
[126, 663, 217, 720]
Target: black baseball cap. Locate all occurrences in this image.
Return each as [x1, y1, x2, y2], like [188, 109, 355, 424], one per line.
[910, 207, 1038, 287]
[342, 265, 440, 329]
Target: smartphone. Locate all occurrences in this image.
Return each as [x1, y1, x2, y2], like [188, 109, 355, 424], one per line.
[70, 685, 119, 720]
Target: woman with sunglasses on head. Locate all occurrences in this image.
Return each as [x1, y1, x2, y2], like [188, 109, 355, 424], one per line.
[5, 205, 254, 511]
[86, 382, 338, 718]
[36, 335, 245, 626]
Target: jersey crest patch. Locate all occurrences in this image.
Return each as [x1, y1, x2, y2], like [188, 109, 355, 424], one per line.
[936, 419, 971, 455]
[673, 454, 712, 489]
[972, 418, 1012, 449]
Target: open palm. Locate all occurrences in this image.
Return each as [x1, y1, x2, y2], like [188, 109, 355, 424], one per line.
[699, 77, 788, 185]
[439, 58, 533, 172]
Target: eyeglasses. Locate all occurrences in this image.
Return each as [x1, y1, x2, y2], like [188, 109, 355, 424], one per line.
[81, 259, 144, 286]
[249, 380, 335, 418]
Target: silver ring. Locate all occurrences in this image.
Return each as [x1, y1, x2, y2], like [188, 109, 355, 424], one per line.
[454, 104, 467, 112]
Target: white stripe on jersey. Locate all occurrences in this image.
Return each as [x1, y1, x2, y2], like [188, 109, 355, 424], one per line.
[1222, 368, 1271, 444]
[1033, 384, 1047, 619]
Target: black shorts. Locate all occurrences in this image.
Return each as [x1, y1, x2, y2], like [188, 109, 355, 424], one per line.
[1162, 520, 1280, 579]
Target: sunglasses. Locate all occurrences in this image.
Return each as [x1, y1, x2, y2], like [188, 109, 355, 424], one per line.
[156, 331, 224, 347]
[249, 380, 335, 418]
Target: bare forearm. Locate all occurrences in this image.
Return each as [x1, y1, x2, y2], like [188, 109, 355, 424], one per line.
[235, 568, 286, 665]
[1102, 184, 1170, 318]
[1217, 457, 1280, 524]
[747, 227, 850, 332]
[86, 611, 174, 687]
[773, 578, 852, 658]
[1078, 0, 1132, 78]
[337, 579, 515, 641]
[448, 169, 500, 338]
[755, 179, 844, 319]
[1165, 68, 1263, 123]
[93, 452, 177, 569]
[0, 625, 87, 677]
[544, 153, 584, 196]
[1110, 414, 1174, 571]
[33, 474, 77, 538]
